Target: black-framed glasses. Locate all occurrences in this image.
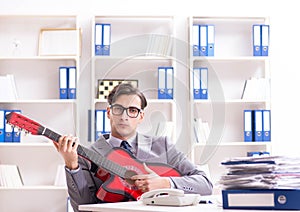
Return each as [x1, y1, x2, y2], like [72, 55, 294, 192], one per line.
[110, 104, 142, 118]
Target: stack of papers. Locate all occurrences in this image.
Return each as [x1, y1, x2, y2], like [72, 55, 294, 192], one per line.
[241, 77, 271, 100]
[193, 118, 210, 144]
[218, 156, 300, 189]
[0, 74, 18, 101]
[0, 164, 23, 187]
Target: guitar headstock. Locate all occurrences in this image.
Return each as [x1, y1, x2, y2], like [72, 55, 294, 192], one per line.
[5, 112, 43, 135]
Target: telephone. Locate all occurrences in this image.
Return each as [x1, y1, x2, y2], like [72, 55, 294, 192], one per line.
[139, 189, 201, 206]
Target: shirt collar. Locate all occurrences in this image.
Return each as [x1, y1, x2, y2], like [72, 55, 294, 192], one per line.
[108, 134, 137, 149]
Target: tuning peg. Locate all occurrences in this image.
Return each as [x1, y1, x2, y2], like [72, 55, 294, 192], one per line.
[14, 128, 22, 136]
[7, 123, 14, 127]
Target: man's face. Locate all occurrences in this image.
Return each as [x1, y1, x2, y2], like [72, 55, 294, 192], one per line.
[107, 94, 144, 140]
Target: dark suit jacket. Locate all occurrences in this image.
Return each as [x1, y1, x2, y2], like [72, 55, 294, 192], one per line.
[66, 133, 213, 212]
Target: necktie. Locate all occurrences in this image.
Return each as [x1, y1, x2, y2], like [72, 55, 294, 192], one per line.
[120, 140, 133, 154]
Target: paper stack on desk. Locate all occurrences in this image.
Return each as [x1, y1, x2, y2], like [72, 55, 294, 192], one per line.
[218, 155, 300, 189]
[218, 155, 300, 210]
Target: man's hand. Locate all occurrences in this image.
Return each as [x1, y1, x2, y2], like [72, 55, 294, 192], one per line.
[53, 135, 79, 170]
[131, 163, 171, 192]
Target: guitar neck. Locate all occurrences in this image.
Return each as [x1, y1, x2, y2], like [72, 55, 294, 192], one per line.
[38, 127, 61, 142]
[38, 126, 128, 179]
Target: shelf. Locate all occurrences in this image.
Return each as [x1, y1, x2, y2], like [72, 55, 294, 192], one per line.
[192, 56, 269, 61]
[94, 98, 175, 104]
[93, 55, 174, 61]
[0, 142, 53, 147]
[0, 56, 78, 60]
[0, 185, 67, 190]
[194, 142, 271, 146]
[193, 99, 270, 104]
[192, 16, 267, 22]
[0, 99, 76, 104]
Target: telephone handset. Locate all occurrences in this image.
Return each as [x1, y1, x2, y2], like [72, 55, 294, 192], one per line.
[140, 188, 184, 199]
[139, 188, 200, 206]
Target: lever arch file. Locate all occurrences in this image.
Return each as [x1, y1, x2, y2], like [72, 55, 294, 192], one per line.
[199, 25, 208, 56]
[193, 24, 200, 56]
[253, 25, 261, 56]
[4, 110, 13, 142]
[262, 109, 271, 141]
[244, 110, 253, 142]
[59, 67, 68, 99]
[165, 67, 174, 99]
[68, 67, 76, 99]
[12, 109, 21, 142]
[253, 110, 263, 141]
[207, 25, 215, 56]
[261, 24, 269, 56]
[223, 189, 300, 210]
[0, 110, 4, 142]
[193, 68, 201, 99]
[102, 24, 111, 55]
[95, 110, 111, 141]
[200, 67, 208, 99]
[158, 67, 166, 99]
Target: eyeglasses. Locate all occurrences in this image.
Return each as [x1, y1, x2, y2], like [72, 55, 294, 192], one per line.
[110, 104, 142, 118]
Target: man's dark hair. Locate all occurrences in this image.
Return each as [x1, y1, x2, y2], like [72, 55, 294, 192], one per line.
[107, 83, 148, 110]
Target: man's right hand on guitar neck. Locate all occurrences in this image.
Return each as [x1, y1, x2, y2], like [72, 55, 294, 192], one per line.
[53, 135, 79, 170]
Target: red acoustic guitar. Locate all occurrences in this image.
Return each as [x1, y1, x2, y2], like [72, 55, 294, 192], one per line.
[5, 112, 181, 202]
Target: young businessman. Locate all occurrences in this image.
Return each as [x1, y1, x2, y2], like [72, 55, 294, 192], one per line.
[54, 83, 213, 211]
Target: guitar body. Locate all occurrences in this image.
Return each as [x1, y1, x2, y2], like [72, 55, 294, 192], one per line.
[95, 147, 181, 202]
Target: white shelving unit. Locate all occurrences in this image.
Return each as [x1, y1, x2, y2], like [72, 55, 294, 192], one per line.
[90, 16, 177, 142]
[0, 15, 80, 212]
[189, 16, 271, 187]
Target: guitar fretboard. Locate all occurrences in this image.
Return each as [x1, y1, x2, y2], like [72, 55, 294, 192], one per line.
[77, 145, 128, 178]
[39, 126, 128, 179]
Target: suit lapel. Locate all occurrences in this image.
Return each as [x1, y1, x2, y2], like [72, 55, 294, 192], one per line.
[91, 134, 113, 156]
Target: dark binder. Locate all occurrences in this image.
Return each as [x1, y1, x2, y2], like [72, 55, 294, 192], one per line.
[222, 189, 300, 210]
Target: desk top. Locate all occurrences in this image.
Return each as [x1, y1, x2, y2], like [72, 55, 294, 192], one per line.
[79, 201, 220, 212]
[79, 200, 300, 212]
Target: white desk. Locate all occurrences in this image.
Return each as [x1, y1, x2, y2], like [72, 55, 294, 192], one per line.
[79, 201, 221, 212]
[79, 201, 300, 212]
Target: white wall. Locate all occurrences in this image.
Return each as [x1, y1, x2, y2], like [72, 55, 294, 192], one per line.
[1, 0, 299, 156]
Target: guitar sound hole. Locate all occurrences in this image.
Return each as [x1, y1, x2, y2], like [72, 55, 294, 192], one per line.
[124, 170, 137, 185]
